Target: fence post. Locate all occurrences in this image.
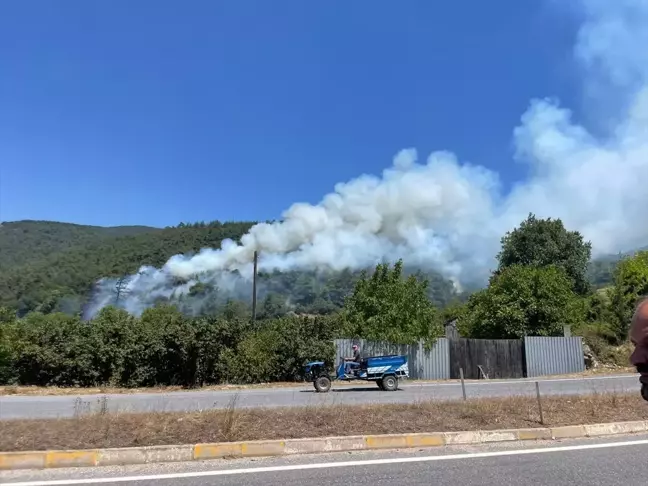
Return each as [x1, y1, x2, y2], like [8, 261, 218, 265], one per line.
[418, 340, 424, 380]
[460, 367, 467, 400]
[535, 381, 544, 425]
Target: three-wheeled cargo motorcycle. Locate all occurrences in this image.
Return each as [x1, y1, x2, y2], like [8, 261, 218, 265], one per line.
[304, 354, 409, 393]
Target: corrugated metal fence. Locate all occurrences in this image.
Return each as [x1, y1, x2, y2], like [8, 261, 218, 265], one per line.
[524, 336, 585, 378]
[335, 336, 585, 380]
[334, 338, 450, 380]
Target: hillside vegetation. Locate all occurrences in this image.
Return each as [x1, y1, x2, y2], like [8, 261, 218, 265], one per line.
[0, 218, 632, 317]
[0, 220, 457, 315]
[0, 220, 159, 270]
[0, 220, 255, 314]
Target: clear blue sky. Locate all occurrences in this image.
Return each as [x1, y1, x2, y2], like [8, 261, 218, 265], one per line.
[0, 1, 582, 228]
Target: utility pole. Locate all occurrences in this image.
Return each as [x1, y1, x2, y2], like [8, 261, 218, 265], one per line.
[251, 250, 258, 321]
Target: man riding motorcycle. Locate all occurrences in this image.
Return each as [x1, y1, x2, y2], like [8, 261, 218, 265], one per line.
[630, 297, 648, 401]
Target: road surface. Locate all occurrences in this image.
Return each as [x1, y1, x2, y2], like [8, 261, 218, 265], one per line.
[0, 374, 640, 420]
[2, 434, 648, 485]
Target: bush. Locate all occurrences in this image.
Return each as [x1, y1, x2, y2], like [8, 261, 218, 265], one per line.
[463, 265, 584, 339]
[0, 305, 340, 387]
[0, 325, 17, 384]
[11, 312, 103, 386]
[222, 316, 338, 384]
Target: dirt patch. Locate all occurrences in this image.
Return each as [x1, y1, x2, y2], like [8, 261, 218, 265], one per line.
[2, 392, 647, 452]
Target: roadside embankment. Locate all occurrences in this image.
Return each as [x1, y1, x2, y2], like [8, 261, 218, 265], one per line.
[2, 392, 647, 453]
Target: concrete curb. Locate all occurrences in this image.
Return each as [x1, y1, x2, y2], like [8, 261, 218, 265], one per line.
[1, 420, 647, 471]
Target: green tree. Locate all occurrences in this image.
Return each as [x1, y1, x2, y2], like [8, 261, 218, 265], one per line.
[497, 214, 592, 294]
[12, 312, 102, 386]
[188, 281, 214, 297]
[440, 299, 468, 324]
[0, 306, 15, 324]
[341, 260, 441, 344]
[0, 306, 17, 384]
[220, 299, 250, 320]
[191, 315, 251, 386]
[463, 265, 583, 339]
[222, 315, 338, 384]
[87, 306, 137, 385]
[128, 304, 197, 386]
[257, 293, 289, 319]
[608, 251, 648, 341]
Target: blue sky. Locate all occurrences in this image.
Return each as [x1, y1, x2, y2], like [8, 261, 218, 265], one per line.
[0, 1, 583, 228]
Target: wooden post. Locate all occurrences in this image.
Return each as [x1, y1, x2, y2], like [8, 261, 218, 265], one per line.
[535, 381, 544, 425]
[460, 367, 467, 400]
[252, 250, 258, 321]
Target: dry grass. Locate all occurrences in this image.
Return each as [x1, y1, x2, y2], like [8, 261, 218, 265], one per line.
[2, 392, 647, 452]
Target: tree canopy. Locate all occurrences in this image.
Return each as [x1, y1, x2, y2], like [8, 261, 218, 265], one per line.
[497, 214, 592, 295]
[608, 251, 648, 341]
[341, 260, 442, 344]
[462, 265, 583, 339]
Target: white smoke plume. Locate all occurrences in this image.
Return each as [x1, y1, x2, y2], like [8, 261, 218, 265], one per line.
[87, 0, 648, 318]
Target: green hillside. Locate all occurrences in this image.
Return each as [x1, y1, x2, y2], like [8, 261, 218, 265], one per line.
[0, 219, 628, 317]
[0, 220, 160, 271]
[0, 220, 256, 314]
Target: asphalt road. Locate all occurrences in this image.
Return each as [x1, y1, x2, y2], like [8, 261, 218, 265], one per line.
[3, 434, 648, 485]
[0, 374, 640, 420]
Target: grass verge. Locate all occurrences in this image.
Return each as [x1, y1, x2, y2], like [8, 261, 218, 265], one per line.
[2, 392, 647, 452]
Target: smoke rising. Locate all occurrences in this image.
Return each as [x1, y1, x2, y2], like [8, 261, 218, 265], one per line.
[87, 0, 648, 318]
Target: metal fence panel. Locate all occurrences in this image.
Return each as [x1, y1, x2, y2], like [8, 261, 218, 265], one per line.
[413, 338, 450, 380]
[334, 338, 449, 380]
[524, 336, 585, 377]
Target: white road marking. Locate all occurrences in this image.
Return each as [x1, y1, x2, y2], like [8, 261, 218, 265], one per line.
[8, 439, 648, 486]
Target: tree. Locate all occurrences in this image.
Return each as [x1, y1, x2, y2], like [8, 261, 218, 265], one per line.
[188, 281, 214, 297]
[608, 251, 648, 341]
[222, 315, 338, 384]
[440, 299, 468, 324]
[0, 306, 17, 384]
[463, 265, 583, 339]
[497, 214, 592, 294]
[257, 293, 289, 319]
[0, 306, 15, 324]
[34, 290, 63, 314]
[341, 260, 441, 344]
[221, 299, 251, 320]
[114, 276, 131, 305]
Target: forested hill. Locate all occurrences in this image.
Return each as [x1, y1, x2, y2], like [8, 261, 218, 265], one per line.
[0, 220, 160, 270]
[0, 219, 630, 316]
[0, 220, 256, 314]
